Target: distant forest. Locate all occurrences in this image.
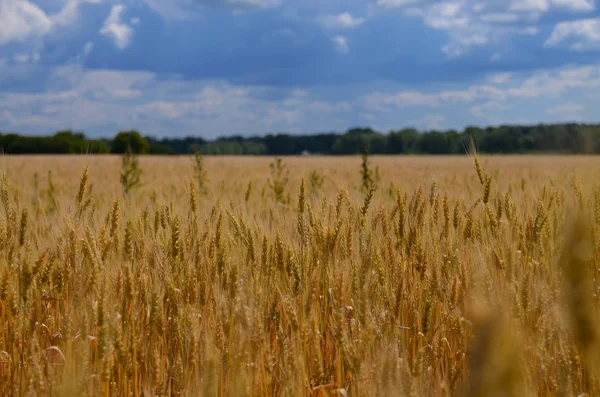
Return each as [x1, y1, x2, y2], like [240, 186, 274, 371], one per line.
[1, 123, 600, 155]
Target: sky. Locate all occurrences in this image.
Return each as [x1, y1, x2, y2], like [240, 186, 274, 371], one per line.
[0, 0, 599, 138]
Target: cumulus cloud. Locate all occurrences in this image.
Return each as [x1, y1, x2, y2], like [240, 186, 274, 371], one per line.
[14, 54, 31, 63]
[375, 0, 422, 8]
[100, 5, 134, 49]
[0, 0, 102, 45]
[52, 0, 81, 27]
[379, 1, 492, 56]
[2, 61, 600, 136]
[546, 102, 584, 114]
[487, 72, 513, 84]
[11, 51, 40, 64]
[331, 36, 350, 53]
[365, 91, 439, 111]
[409, 114, 446, 129]
[195, 0, 280, 8]
[0, 65, 353, 137]
[372, 0, 596, 56]
[545, 102, 585, 121]
[511, 0, 594, 12]
[144, 0, 280, 20]
[143, 0, 192, 20]
[0, 0, 53, 45]
[509, 0, 550, 12]
[502, 65, 600, 98]
[359, 63, 600, 127]
[442, 33, 488, 57]
[471, 101, 511, 118]
[319, 12, 365, 29]
[545, 18, 600, 50]
[83, 42, 94, 57]
[364, 64, 600, 113]
[479, 13, 520, 23]
[423, 2, 469, 29]
[551, 0, 595, 12]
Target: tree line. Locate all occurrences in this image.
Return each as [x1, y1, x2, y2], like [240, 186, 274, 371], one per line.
[1, 123, 600, 155]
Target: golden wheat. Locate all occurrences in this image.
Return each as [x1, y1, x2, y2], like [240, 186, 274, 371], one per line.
[0, 154, 598, 396]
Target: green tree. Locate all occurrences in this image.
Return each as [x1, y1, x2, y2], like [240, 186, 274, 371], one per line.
[398, 128, 420, 153]
[418, 131, 450, 154]
[111, 131, 150, 154]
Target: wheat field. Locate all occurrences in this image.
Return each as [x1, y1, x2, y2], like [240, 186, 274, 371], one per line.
[0, 154, 599, 396]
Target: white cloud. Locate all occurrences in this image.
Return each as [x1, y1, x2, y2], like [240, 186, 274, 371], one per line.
[441, 85, 506, 102]
[0, 0, 102, 45]
[319, 12, 365, 29]
[375, 0, 422, 8]
[490, 53, 501, 62]
[509, 0, 593, 12]
[83, 42, 94, 57]
[365, 90, 439, 111]
[510, 0, 550, 12]
[518, 26, 539, 35]
[78, 69, 155, 99]
[184, 0, 282, 8]
[0, 65, 353, 137]
[73, 41, 94, 62]
[357, 63, 600, 129]
[389, 2, 492, 56]
[130, 17, 141, 25]
[439, 89, 474, 102]
[14, 54, 30, 63]
[0, 110, 16, 125]
[442, 33, 488, 57]
[544, 18, 600, 50]
[546, 102, 585, 120]
[479, 13, 519, 23]
[331, 35, 350, 53]
[409, 114, 446, 129]
[507, 65, 600, 97]
[365, 63, 600, 115]
[1, 61, 599, 136]
[218, 0, 280, 7]
[551, 0, 595, 12]
[372, 0, 596, 56]
[487, 72, 513, 84]
[52, 0, 81, 27]
[471, 101, 511, 118]
[547, 102, 584, 114]
[12, 51, 40, 63]
[0, 0, 53, 45]
[146, 0, 280, 18]
[521, 65, 598, 96]
[424, 2, 468, 29]
[507, 0, 594, 12]
[100, 5, 134, 49]
[143, 0, 193, 20]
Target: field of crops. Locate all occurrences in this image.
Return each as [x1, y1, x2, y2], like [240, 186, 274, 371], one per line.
[0, 154, 599, 396]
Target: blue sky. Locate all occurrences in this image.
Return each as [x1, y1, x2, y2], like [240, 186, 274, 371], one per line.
[0, 0, 599, 138]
